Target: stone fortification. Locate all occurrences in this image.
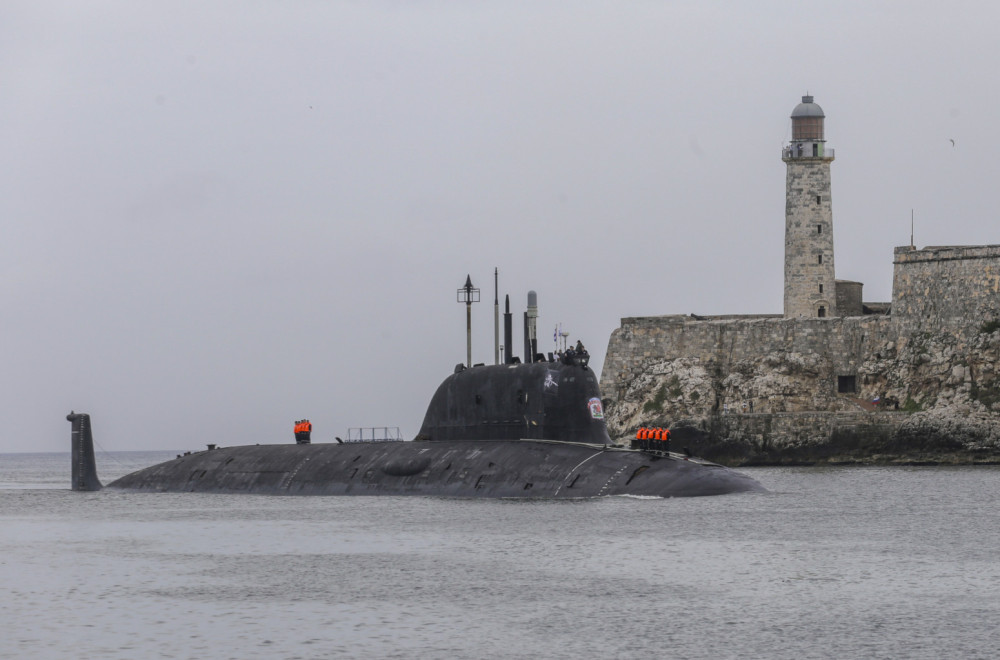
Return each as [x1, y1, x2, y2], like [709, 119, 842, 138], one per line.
[600, 97, 1000, 463]
[893, 245, 1000, 327]
[835, 280, 863, 317]
[600, 245, 1000, 464]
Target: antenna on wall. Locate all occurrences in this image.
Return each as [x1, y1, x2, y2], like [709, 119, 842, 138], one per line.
[910, 209, 915, 249]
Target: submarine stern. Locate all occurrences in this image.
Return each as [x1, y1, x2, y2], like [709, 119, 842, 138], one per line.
[68, 411, 102, 491]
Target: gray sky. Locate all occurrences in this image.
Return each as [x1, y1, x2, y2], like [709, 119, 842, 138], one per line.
[3, 1, 998, 453]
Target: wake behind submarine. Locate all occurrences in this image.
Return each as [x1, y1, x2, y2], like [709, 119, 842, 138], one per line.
[69, 282, 764, 498]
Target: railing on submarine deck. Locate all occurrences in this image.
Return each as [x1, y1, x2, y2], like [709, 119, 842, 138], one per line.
[346, 427, 404, 443]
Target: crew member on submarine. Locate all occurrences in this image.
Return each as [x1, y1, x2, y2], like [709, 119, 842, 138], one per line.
[294, 419, 312, 444]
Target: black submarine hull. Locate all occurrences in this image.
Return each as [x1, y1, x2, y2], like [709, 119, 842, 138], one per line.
[108, 440, 763, 497]
[75, 360, 764, 497]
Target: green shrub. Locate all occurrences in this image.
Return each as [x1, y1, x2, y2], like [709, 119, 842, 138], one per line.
[971, 382, 1000, 407]
[666, 375, 683, 398]
[643, 386, 667, 413]
[979, 319, 1000, 335]
[902, 397, 922, 413]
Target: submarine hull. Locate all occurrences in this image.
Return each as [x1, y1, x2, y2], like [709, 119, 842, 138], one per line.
[108, 440, 764, 497]
[88, 361, 764, 497]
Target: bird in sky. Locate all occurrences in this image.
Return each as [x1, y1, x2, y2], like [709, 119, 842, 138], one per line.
[949, 138, 955, 147]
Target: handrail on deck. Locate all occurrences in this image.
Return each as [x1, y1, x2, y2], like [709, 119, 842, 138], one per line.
[346, 427, 404, 442]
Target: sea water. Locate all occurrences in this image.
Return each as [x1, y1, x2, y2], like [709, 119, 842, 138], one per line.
[1, 452, 999, 659]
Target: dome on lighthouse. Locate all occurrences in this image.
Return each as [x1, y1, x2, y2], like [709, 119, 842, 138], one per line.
[790, 94, 825, 141]
[791, 95, 825, 118]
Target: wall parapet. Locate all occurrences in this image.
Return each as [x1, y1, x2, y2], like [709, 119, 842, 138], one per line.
[894, 244, 1000, 264]
[620, 314, 782, 325]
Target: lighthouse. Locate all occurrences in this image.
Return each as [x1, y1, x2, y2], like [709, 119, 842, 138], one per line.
[783, 95, 836, 318]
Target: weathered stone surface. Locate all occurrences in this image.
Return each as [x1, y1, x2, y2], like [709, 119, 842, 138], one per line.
[893, 245, 1000, 327]
[601, 305, 1000, 465]
[618, 97, 1000, 463]
[784, 155, 837, 318]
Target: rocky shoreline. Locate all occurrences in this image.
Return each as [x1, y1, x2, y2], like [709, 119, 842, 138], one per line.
[662, 413, 1000, 466]
[602, 322, 1000, 467]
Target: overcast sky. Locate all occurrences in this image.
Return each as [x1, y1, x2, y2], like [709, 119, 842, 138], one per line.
[3, 1, 998, 453]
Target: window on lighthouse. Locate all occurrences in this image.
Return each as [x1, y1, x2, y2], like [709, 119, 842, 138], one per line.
[818, 254, 823, 264]
[818, 307, 826, 318]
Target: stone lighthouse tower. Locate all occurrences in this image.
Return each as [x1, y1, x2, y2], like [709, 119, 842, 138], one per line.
[783, 95, 836, 318]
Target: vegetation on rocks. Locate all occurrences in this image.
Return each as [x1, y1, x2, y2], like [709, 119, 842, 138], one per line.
[980, 319, 1000, 335]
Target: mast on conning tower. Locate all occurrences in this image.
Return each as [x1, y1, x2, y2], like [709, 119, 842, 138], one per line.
[493, 268, 500, 364]
[457, 275, 480, 367]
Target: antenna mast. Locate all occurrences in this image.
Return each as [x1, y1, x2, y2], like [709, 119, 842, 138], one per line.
[493, 268, 499, 365]
[457, 275, 480, 368]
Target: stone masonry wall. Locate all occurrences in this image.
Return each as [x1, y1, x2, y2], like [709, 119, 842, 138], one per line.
[835, 280, 863, 317]
[600, 315, 891, 413]
[893, 245, 1000, 329]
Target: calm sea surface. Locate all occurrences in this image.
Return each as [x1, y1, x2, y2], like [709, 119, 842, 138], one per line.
[2, 452, 999, 659]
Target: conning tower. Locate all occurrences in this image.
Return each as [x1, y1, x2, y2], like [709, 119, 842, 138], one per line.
[417, 359, 610, 445]
[783, 95, 836, 318]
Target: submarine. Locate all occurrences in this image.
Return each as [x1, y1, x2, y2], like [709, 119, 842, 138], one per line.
[69, 357, 763, 497]
[69, 282, 764, 498]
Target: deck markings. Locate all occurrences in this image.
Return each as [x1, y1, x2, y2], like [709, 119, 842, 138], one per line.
[598, 464, 629, 496]
[553, 451, 603, 496]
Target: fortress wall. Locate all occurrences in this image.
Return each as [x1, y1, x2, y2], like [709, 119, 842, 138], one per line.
[602, 244, 1000, 399]
[893, 245, 1000, 329]
[600, 314, 892, 402]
